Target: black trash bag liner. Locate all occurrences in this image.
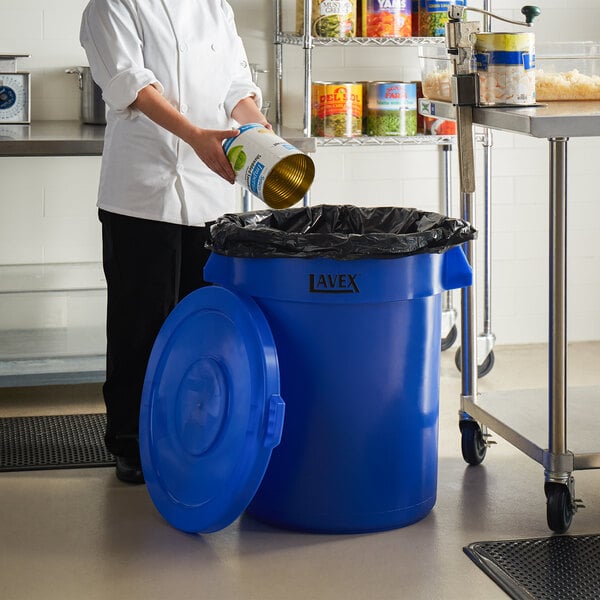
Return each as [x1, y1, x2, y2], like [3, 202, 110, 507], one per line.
[208, 204, 477, 260]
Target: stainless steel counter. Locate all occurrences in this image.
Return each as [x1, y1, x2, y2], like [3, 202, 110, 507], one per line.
[0, 121, 318, 157]
[419, 97, 600, 530]
[0, 121, 105, 156]
[419, 100, 600, 138]
[0, 121, 315, 385]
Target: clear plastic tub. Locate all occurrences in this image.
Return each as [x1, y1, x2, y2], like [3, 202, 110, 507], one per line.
[536, 42, 600, 101]
[419, 45, 453, 102]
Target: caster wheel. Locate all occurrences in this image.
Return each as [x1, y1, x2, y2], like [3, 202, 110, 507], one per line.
[460, 421, 487, 466]
[545, 482, 574, 534]
[441, 325, 458, 351]
[455, 348, 495, 379]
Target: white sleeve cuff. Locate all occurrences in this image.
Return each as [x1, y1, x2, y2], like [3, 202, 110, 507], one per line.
[224, 84, 263, 119]
[103, 67, 164, 119]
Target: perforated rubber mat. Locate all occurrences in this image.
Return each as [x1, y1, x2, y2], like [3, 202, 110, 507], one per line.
[465, 534, 600, 600]
[0, 413, 115, 471]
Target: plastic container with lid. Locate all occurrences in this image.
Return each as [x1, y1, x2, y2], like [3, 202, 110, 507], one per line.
[536, 42, 600, 101]
[419, 44, 453, 102]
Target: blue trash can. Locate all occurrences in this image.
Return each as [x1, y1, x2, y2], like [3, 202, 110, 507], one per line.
[140, 205, 474, 534]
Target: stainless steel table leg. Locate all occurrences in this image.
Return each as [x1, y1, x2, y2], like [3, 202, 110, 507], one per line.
[242, 189, 252, 212]
[548, 137, 568, 468]
[544, 137, 578, 532]
[456, 107, 479, 402]
[441, 144, 458, 348]
[482, 130, 494, 343]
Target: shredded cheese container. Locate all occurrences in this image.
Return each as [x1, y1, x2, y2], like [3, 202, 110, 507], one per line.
[536, 42, 600, 101]
[475, 32, 536, 105]
[223, 124, 315, 210]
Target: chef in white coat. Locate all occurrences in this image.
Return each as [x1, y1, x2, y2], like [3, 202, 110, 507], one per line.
[80, 0, 269, 483]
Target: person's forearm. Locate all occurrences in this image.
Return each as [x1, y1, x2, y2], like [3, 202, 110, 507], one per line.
[129, 84, 239, 183]
[231, 96, 270, 127]
[130, 84, 198, 144]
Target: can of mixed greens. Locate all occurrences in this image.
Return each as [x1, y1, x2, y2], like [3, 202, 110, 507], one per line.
[418, 0, 466, 37]
[311, 82, 363, 137]
[362, 0, 412, 38]
[366, 82, 417, 136]
[296, 0, 357, 37]
[223, 124, 315, 209]
[475, 32, 536, 105]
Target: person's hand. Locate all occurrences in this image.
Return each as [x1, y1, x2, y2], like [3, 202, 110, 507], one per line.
[186, 127, 240, 184]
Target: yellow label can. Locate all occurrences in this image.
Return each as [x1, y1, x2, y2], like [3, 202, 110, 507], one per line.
[311, 82, 363, 137]
[475, 32, 536, 105]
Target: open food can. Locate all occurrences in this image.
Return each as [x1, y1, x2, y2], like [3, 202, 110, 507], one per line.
[223, 124, 315, 210]
[475, 32, 536, 105]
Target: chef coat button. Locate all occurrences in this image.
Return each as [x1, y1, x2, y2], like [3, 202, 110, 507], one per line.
[210, 43, 216, 51]
[180, 42, 188, 53]
[180, 104, 188, 113]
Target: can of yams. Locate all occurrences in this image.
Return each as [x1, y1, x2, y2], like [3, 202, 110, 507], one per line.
[223, 124, 315, 210]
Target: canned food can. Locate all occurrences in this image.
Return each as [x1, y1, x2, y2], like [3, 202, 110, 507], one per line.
[475, 32, 536, 105]
[223, 124, 315, 210]
[296, 0, 357, 37]
[311, 82, 363, 137]
[366, 82, 417, 136]
[418, 0, 466, 37]
[362, 0, 412, 37]
[423, 116, 456, 135]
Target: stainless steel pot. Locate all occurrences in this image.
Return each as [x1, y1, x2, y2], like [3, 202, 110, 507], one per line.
[66, 66, 106, 125]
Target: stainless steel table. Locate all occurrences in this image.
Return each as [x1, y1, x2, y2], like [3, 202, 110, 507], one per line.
[420, 99, 600, 532]
[0, 121, 315, 385]
[0, 122, 106, 386]
[0, 120, 105, 156]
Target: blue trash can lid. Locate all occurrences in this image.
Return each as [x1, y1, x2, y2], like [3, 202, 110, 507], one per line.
[139, 285, 284, 533]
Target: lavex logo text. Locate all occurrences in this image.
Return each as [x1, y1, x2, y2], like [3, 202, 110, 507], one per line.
[309, 273, 360, 293]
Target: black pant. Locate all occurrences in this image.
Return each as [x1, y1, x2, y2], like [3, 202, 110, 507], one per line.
[99, 209, 212, 457]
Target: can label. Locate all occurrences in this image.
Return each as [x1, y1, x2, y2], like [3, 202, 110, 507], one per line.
[296, 0, 357, 37]
[223, 124, 307, 202]
[418, 0, 466, 37]
[312, 82, 363, 137]
[475, 33, 536, 105]
[366, 82, 417, 136]
[362, 0, 412, 37]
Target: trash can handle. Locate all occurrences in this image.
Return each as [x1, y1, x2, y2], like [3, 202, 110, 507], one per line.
[264, 394, 285, 449]
[442, 246, 473, 291]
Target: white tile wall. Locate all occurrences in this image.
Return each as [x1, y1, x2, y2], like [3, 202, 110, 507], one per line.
[0, 0, 599, 345]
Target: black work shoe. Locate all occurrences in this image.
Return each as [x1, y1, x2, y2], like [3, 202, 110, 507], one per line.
[115, 456, 145, 484]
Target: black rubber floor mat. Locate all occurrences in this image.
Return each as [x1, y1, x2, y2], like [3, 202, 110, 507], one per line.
[0, 413, 115, 471]
[465, 534, 600, 600]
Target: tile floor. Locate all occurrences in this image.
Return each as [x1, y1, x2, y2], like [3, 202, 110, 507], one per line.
[0, 342, 599, 600]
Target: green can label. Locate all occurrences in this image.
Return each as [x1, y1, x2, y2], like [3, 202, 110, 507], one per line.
[366, 82, 417, 136]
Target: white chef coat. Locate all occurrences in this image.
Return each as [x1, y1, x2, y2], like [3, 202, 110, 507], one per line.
[80, 0, 262, 226]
